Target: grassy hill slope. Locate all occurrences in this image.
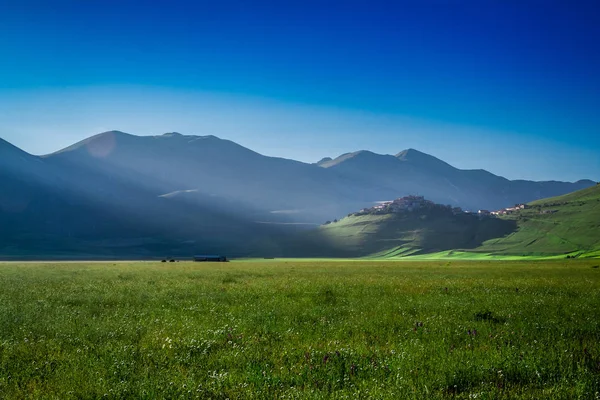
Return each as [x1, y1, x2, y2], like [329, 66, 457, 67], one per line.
[476, 184, 600, 257]
[303, 206, 516, 258]
[299, 184, 600, 259]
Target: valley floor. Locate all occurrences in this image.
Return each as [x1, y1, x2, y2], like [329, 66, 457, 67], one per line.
[1, 260, 599, 399]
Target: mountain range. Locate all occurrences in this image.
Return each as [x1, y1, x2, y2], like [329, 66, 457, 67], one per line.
[0, 131, 595, 258]
[317, 149, 595, 213]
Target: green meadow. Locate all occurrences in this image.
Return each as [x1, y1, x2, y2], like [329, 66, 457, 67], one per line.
[1, 260, 599, 399]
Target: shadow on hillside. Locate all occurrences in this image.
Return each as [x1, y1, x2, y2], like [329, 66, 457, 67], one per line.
[246, 227, 351, 258]
[419, 215, 519, 253]
[264, 212, 521, 258]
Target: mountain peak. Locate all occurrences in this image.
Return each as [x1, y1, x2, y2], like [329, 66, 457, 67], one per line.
[317, 150, 376, 168]
[576, 179, 597, 185]
[396, 148, 441, 160]
[316, 157, 333, 166]
[396, 148, 425, 158]
[353, 150, 377, 156]
[161, 132, 183, 137]
[159, 132, 221, 141]
[318, 150, 402, 169]
[97, 130, 131, 137]
[340, 150, 380, 160]
[395, 148, 455, 171]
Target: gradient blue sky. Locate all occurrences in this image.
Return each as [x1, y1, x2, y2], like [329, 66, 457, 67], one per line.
[1, 0, 599, 181]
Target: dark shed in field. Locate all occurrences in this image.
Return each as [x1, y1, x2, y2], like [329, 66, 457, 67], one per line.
[194, 255, 228, 262]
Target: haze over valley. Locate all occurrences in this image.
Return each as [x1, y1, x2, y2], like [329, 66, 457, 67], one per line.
[1, 130, 596, 259]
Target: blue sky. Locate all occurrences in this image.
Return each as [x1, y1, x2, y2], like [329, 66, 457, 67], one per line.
[0, 0, 599, 181]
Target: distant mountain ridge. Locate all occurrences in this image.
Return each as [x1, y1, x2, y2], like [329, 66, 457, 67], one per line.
[0, 131, 596, 258]
[317, 147, 595, 212]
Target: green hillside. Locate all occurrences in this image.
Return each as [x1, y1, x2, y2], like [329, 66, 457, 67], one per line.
[311, 204, 516, 257]
[304, 185, 600, 259]
[476, 184, 600, 257]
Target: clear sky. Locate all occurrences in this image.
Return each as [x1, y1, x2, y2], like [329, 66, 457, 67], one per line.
[1, 0, 599, 182]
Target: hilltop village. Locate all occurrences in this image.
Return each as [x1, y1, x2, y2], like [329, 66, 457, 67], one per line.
[342, 195, 529, 219]
[346, 195, 462, 217]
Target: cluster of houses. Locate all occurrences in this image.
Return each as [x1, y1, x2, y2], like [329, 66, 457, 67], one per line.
[373, 195, 431, 212]
[488, 204, 528, 216]
[354, 195, 536, 218]
[357, 195, 432, 215]
[344, 195, 536, 220]
[354, 195, 465, 216]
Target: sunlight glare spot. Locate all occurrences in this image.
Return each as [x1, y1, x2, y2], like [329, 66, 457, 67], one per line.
[86, 132, 116, 158]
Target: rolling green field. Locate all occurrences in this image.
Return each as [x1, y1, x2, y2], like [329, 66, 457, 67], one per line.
[1, 260, 599, 399]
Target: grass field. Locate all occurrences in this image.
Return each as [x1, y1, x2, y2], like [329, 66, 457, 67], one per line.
[1, 260, 599, 399]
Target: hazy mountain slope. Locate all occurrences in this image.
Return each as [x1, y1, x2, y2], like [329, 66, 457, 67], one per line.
[0, 139, 120, 255]
[44, 131, 386, 222]
[477, 184, 600, 256]
[0, 138, 80, 230]
[319, 148, 595, 212]
[45, 132, 595, 222]
[1, 136, 281, 258]
[0, 138, 54, 214]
